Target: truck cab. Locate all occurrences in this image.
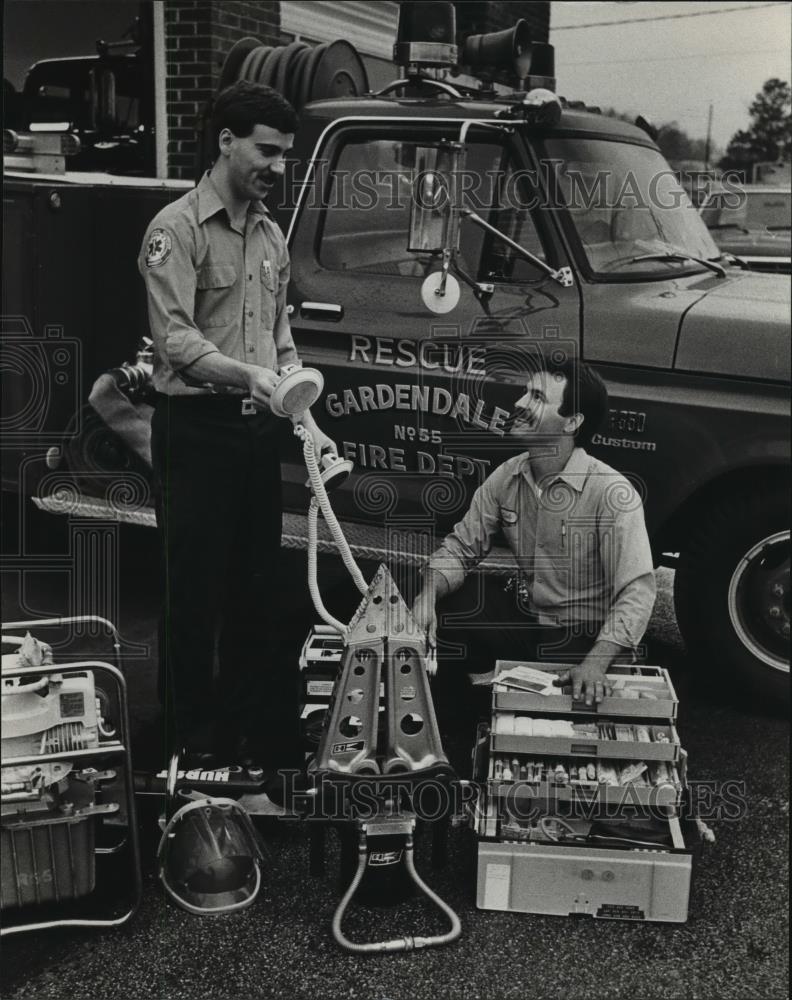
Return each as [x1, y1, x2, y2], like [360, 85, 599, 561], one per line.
[275, 89, 789, 701]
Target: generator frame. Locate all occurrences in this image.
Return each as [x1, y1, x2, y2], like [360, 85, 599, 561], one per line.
[1, 617, 142, 935]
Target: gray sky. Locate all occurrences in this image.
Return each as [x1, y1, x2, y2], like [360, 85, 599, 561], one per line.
[550, 1, 792, 153]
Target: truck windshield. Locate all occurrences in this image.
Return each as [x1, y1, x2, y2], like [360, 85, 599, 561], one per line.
[701, 189, 791, 232]
[543, 137, 721, 277]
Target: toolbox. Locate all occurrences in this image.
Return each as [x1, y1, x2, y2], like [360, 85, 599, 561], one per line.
[474, 661, 698, 923]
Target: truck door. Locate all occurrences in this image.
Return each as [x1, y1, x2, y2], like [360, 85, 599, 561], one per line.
[286, 119, 581, 533]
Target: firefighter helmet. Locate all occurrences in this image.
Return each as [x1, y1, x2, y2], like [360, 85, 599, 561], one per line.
[157, 795, 265, 915]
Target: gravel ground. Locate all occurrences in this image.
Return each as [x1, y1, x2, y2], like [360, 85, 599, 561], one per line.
[1, 521, 788, 1000]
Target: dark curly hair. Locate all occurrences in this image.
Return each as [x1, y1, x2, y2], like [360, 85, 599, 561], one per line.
[538, 354, 609, 447]
[210, 81, 298, 152]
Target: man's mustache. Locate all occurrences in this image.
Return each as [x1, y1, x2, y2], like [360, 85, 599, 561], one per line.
[503, 409, 534, 433]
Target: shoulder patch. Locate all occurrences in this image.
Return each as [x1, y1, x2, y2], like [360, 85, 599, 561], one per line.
[145, 228, 172, 267]
[501, 507, 518, 525]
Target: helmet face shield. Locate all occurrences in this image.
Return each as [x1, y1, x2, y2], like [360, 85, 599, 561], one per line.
[158, 796, 265, 915]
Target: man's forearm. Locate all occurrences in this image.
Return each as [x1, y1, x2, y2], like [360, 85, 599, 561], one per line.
[180, 352, 260, 391]
[418, 567, 454, 603]
[597, 572, 656, 649]
[581, 639, 624, 673]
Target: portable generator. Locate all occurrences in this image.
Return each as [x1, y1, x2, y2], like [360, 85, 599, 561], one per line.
[1, 620, 141, 934]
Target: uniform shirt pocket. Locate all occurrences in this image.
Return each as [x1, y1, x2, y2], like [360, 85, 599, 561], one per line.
[195, 264, 237, 328]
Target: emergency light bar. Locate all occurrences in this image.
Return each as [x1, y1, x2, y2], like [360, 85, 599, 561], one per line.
[394, 1, 457, 68]
[393, 1, 556, 90]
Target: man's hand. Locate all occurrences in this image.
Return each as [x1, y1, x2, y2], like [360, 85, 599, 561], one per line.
[554, 640, 624, 705]
[293, 409, 337, 456]
[309, 425, 337, 457]
[411, 590, 438, 649]
[246, 367, 279, 410]
[555, 659, 613, 706]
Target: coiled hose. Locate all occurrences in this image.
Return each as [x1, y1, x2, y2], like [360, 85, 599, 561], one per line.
[295, 425, 368, 637]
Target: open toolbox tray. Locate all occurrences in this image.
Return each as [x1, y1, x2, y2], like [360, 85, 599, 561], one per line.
[492, 661, 678, 721]
[489, 766, 683, 809]
[474, 727, 684, 810]
[490, 720, 680, 763]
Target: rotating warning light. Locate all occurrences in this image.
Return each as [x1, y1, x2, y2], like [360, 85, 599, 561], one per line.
[394, 1, 458, 69]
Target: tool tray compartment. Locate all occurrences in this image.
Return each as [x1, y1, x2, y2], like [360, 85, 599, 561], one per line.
[490, 720, 680, 763]
[472, 725, 684, 811]
[475, 791, 699, 923]
[488, 764, 683, 809]
[493, 661, 678, 721]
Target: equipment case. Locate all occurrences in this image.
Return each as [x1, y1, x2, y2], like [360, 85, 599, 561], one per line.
[474, 662, 698, 923]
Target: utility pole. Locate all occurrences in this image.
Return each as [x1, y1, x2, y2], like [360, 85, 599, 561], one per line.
[704, 102, 713, 172]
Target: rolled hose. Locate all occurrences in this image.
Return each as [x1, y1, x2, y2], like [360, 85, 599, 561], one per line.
[331, 834, 462, 953]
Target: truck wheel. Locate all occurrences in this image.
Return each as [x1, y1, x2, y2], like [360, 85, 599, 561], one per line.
[674, 489, 790, 704]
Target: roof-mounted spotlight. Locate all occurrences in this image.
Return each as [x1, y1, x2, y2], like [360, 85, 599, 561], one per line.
[393, 1, 458, 71]
[497, 88, 563, 126]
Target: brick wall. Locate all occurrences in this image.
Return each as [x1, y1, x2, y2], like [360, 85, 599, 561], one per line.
[164, 0, 280, 178]
[161, 1, 550, 178]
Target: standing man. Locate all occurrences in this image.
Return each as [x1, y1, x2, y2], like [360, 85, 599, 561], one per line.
[139, 82, 334, 769]
[412, 356, 656, 707]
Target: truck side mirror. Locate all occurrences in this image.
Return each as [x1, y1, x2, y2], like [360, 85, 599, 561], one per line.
[408, 144, 461, 253]
[409, 143, 464, 313]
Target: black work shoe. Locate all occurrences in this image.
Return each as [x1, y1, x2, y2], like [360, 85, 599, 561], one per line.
[214, 734, 262, 769]
[235, 735, 259, 769]
[180, 748, 220, 771]
[264, 769, 307, 810]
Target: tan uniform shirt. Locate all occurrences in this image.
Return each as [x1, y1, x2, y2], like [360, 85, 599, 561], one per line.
[429, 448, 657, 647]
[137, 171, 299, 395]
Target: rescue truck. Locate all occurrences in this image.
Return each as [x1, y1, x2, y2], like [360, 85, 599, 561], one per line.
[2, 6, 789, 703]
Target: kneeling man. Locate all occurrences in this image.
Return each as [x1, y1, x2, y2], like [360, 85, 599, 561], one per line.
[412, 356, 656, 705]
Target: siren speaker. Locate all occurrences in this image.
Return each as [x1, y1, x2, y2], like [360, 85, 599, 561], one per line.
[462, 20, 532, 77]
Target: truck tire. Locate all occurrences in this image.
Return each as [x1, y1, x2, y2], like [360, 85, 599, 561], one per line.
[674, 488, 790, 704]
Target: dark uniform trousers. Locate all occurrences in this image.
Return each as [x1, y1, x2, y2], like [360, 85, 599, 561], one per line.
[151, 394, 300, 764]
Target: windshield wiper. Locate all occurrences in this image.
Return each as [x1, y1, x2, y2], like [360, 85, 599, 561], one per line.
[626, 252, 726, 278]
[706, 223, 750, 234]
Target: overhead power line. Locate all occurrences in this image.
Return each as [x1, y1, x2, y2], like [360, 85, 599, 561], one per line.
[566, 46, 790, 66]
[553, 3, 784, 31]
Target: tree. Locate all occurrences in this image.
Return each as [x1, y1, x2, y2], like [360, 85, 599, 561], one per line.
[719, 78, 791, 175]
[654, 122, 708, 164]
[601, 109, 710, 163]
